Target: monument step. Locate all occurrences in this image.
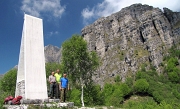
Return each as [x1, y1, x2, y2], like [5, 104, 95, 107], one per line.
[3, 102, 74, 109]
[21, 98, 62, 104]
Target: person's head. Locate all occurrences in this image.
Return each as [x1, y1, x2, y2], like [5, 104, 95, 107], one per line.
[63, 73, 67, 78]
[56, 69, 60, 73]
[51, 72, 55, 76]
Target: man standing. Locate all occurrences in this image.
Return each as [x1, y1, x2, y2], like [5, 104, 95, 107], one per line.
[48, 72, 56, 99]
[54, 69, 62, 99]
[60, 73, 69, 102]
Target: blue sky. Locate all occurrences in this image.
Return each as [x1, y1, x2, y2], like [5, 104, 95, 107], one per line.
[1, 0, 180, 74]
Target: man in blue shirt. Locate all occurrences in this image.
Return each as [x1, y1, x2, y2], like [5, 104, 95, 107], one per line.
[59, 73, 69, 102]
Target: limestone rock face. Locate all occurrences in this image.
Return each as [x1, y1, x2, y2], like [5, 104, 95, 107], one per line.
[81, 4, 180, 86]
[44, 45, 61, 63]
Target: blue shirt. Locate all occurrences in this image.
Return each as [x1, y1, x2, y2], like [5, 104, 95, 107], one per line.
[60, 77, 68, 88]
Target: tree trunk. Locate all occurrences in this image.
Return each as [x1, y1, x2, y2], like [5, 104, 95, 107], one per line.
[81, 84, 85, 107]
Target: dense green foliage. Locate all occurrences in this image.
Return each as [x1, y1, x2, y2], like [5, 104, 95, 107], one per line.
[0, 69, 17, 108]
[0, 45, 180, 109]
[61, 35, 99, 84]
[61, 35, 99, 106]
[45, 62, 62, 91]
[133, 79, 149, 93]
[0, 69, 17, 94]
[45, 62, 62, 77]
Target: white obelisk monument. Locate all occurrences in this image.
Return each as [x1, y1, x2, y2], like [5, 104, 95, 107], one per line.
[15, 14, 48, 100]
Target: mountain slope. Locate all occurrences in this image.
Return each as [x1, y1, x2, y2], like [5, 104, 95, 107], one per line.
[4, 45, 61, 75]
[81, 4, 180, 86]
[44, 44, 61, 63]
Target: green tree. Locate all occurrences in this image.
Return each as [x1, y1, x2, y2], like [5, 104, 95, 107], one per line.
[165, 57, 178, 72]
[45, 62, 61, 78]
[110, 83, 131, 106]
[61, 35, 99, 106]
[168, 71, 180, 83]
[69, 88, 81, 106]
[134, 79, 149, 93]
[45, 62, 61, 90]
[102, 83, 115, 106]
[83, 84, 103, 106]
[135, 71, 147, 80]
[0, 69, 17, 108]
[165, 57, 180, 83]
[0, 69, 17, 95]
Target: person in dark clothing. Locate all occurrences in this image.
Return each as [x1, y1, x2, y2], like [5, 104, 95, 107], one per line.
[48, 72, 56, 99]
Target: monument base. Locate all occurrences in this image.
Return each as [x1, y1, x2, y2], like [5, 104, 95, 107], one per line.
[3, 99, 74, 109]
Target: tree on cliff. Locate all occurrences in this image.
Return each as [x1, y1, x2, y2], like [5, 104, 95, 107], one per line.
[61, 35, 99, 107]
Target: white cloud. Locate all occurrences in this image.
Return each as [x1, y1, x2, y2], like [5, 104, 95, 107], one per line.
[81, 0, 180, 25]
[21, 0, 65, 18]
[50, 31, 59, 35]
[81, 7, 94, 19]
[45, 31, 59, 38]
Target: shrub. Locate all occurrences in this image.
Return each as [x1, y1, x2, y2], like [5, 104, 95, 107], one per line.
[135, 71, 147, 80]
[0, 91, 9, 108]
[124, 100, 144, 109]
[152, 91, 163, 103]
[68, 88, 81, 106]
[109, 96, 123, 107]
[141, 64, 146, 72]
[105, 83, 131, 107]
[102, 83, 115, 106]
[123, 96, 157, 109]
[133, 79, 149, 93]
[158, 74, 169, 83]
[125, 77, 134, 89]
[168, 72, 180, 83]
[173, 89, 180, 99]
[114, 75, 121, 82]
[147, 80, 158, 95]
[84, 84, 103, 106]
[102, 83, 114, 98]
[118, 83, 131, 96]
[165, 57, 178, 72]
[0, 69, 17, 95]
[158, 101, 173, 109]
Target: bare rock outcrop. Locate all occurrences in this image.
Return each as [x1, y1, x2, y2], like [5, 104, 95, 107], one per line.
[3, 45, 61, 75]
[81, 4, 180, 86]
[44, 45, 61, 63]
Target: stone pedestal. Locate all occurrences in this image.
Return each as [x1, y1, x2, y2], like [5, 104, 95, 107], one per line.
[3, 102, 74, 109]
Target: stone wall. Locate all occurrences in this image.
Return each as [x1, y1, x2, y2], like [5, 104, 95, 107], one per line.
[15, 80, 25, 99]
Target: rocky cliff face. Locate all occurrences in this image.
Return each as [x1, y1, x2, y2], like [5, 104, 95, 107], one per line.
[44, 45, 61, 63]
[81, 4, 180, 86]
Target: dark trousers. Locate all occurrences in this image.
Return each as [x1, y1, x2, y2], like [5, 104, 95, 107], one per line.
[61, 88, 67, 102]
[56, 83, 60, 99]
[49, 83, 56, 98]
